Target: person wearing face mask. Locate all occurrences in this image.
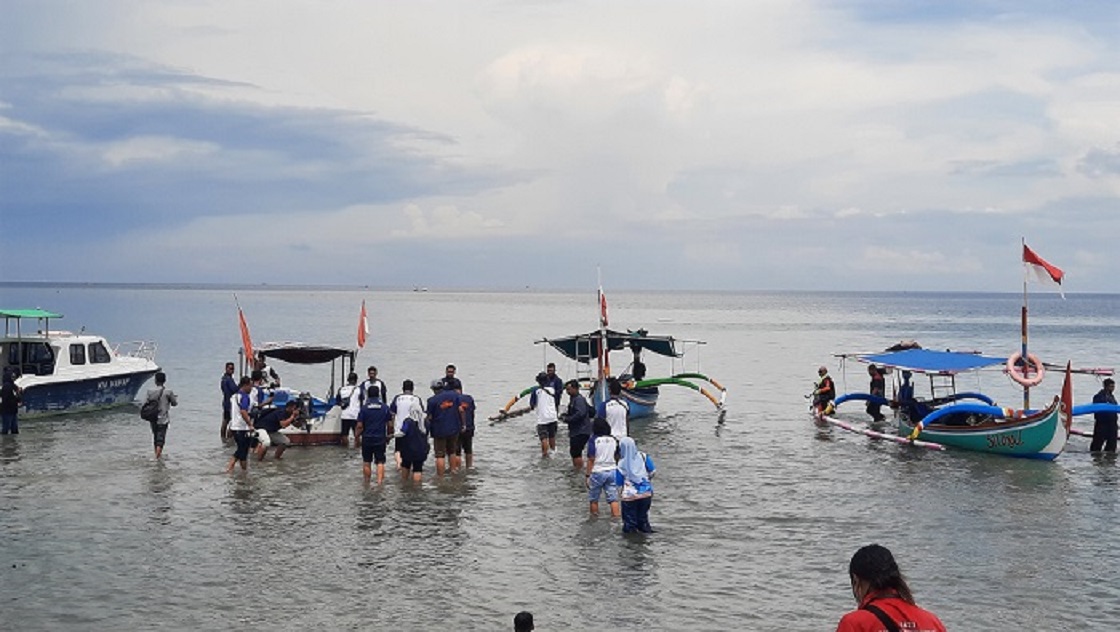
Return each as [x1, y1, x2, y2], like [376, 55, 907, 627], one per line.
[836, 544, 946, 632]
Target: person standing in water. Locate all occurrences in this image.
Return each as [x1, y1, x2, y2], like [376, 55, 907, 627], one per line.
[563, 380, 593, 470]
[615, 437, 655, 534]
[836, 544, 946, 632]
[866, 364, 886, 423]
[529, 371, 559, 456]
[220, 361, 238, 441]
[145, 371, 178, 459]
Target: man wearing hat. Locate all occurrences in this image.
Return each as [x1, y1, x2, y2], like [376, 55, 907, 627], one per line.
[530, 371, 560, 457]
[426, 378, 464, 476]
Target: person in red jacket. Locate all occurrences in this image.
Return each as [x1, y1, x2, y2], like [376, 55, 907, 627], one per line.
[836, 544, 946, 632]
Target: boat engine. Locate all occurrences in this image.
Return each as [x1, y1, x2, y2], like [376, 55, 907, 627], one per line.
[293, 392, 313, 430]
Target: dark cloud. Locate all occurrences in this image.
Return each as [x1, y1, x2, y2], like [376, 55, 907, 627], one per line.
[1077, 145, 1120, 179]
[0, 52, 523, 243]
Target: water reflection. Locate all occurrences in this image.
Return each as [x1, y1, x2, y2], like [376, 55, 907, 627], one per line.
[0, 435, 22, 465]
[146, 462, 174, 526]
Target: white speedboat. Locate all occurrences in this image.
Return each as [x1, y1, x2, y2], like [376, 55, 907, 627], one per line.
[1, 309, 160, 418]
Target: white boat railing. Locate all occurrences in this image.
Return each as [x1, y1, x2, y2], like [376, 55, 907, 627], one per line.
[114, 340, 158, 361]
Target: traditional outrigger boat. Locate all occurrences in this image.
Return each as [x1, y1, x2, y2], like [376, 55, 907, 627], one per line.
[1, 308, 160, 418]
[815, 243, 1120, 459]
[492, 286, 726, 421]
[819, 348, 1074, 460]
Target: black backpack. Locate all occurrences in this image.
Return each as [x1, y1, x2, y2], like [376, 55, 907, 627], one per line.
[140, 388, 163, 422]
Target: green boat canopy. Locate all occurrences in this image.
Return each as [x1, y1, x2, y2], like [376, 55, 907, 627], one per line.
[538, 329, 683, 361]
[0, 309, 64, 319]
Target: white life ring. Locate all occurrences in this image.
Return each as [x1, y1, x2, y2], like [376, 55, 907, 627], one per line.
[1007, 352, 1045, 388]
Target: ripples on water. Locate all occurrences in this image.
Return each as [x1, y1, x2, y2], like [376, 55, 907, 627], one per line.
[2, 288, 1120, 629]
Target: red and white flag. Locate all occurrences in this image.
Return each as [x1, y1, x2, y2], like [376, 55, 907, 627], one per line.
[357, 300, 369, 349]
[238, 306, 254, 361]
[598, 287, 609, 328]
[1023, 243, 1064, 298]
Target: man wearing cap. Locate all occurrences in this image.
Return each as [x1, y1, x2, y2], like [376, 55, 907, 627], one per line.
[813, 365, 835, 415]
[530, 371, 560, 456]
[426, 378, 464, 476]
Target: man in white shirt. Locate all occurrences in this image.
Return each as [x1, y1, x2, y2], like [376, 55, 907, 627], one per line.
[337, 372, 361, 447]
[599, 378, 630, 438]
[529, 371, 559, 457]
[359, 366, 388, 406]
[389, 380, 425, 469]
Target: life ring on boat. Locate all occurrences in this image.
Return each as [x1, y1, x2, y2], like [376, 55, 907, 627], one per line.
[1006, 352, 1045, 388]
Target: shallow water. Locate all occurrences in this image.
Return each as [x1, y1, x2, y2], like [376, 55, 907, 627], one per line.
[2, 286, 1120, 630]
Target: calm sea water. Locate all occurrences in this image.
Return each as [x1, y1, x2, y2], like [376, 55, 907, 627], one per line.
[2, 286, 1120, 630]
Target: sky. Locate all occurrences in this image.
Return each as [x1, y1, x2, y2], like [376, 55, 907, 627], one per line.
[1, 0, 1118, 292]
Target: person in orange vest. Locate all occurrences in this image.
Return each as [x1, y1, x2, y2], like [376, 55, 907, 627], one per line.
[813, 366, 836, 415]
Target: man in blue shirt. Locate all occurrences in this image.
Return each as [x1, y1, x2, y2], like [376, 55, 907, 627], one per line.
[220, 362, 238, 441]
[544, 362, 564, 408]
[1091, 378, 1118, 453]
[564, 380, 593, 469]
[426, 379, 464, 476]
[455, 390, 477, 469]
[357, 387, 394, 483]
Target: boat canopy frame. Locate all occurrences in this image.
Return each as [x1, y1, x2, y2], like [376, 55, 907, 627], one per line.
[537, 329, 692, 363]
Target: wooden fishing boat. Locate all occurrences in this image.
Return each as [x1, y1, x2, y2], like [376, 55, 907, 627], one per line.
[820, 348, 1075, 460]
[492, 286, 726, 422]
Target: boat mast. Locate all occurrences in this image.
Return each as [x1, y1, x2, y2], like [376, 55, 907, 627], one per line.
[1021, 236, 1030, 410]
[596, 268, 609, 403]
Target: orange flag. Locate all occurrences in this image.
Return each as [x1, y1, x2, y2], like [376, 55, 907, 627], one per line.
[238, 307, 254, 361]
[357, 300, 369, 349]
[1061, 361, 1073, 433]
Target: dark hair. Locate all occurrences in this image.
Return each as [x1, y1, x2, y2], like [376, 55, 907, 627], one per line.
[446, 364, 456, 371]
[366, 385, 381, 400]
[565, 379, 580, 389]
[367, 366, 378, 373]
[154, 371, 167, 385]
[546, 362, 556, 370]
[250, 369, 263, 381]
[849, 544, 914, 604]
[1106, 379, 1116, 387]
[239, 376, 252, 387]
[347, 372, 358, 384]
[403, 379, 414, 391]
[592, 417, 611, 437]
[608, 378, 622, 396]
[536, 372, 549, 385]
[513, 611, 534, 632]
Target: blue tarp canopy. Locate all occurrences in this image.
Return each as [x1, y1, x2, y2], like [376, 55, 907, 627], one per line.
[858, 349, 1007, 375]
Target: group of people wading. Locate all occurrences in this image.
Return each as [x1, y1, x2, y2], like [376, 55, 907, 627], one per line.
[528, 364, 657, 534]
[221, 362, 476, 483]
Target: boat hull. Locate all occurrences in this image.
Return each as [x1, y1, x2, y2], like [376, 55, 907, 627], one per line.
[19, 369, 159, 418]
[900, 399, 1067, 460]
[592, 384, 659, 419]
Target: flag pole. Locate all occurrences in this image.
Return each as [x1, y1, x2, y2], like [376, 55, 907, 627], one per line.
[1021, 237, 1030, 410]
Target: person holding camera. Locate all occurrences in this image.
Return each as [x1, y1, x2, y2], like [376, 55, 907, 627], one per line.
[226, 376, 256, 473]
[255, 400, 299, 461]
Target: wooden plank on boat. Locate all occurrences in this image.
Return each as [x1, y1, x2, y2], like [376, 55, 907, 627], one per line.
[1070, 427, 1094, 438]
[819, 414, 945, 451]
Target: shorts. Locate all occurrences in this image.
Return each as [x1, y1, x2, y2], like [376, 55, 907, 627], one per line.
[456, 429, 474, 455]
[432, 433, 459, 458]
[149, 421, 168, 448]
[341, 417, 358, 437]
[536, 421, 558, 440]
[232, 431, 252, 461]
[222, 408, 232, 423]
[587, 470, 619, 504]
[400, 459, 424, 473]
[569, 433, 590, 459]
[267, 431, 290, 447]
[362, 442, 387, 464]
[394, 437, 403, 453]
